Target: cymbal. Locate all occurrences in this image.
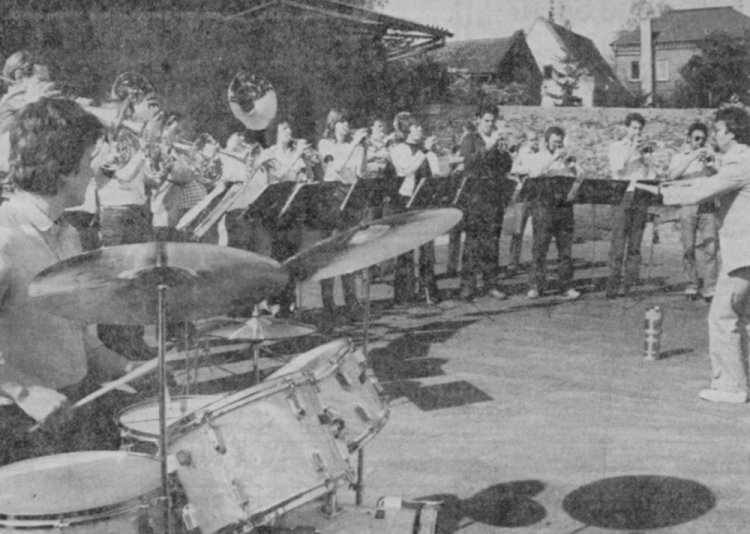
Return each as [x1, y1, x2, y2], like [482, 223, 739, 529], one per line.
[284, 208, 463, 282]
[205, 316, 317, 341]
[28, 242, 289, 325]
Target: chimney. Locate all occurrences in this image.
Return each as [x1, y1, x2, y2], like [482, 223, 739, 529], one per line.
[640, 16, 654, 105]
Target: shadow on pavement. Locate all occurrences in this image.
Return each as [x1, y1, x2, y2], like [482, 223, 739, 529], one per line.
[562, 475, 715, 530]
[419, 480, 547, 532]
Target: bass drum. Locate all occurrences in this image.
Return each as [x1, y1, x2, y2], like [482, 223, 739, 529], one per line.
[168, 376, 353, 533]
[0, 451, 164, 533]
[268, 338, 389, 454]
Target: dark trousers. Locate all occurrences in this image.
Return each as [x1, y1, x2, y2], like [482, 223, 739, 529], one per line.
[607, 194, 649, 293]
[461, 217, 502, 293]
[394, 242, 437, 303]
[529, 202, 574, 293]
[446, 224, 463, 275]
[98, 205, 153, 359]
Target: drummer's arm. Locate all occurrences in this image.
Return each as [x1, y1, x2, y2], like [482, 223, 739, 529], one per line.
[83, 327, 136, 381]
[0, 264, 70, 423]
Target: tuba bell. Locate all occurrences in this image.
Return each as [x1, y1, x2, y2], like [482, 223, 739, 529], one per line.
[227, 70, 277, 131]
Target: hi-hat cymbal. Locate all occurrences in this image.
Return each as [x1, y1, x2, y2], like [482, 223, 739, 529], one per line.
[284, 208, 463, 282]
[28, 242, 289, 325]
[205, 316, 317, 342]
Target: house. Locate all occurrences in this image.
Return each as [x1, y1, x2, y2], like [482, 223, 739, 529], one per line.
[611, 7, 750, 104]
[525, 16, 631, 108]
[431, 30, 543, 97]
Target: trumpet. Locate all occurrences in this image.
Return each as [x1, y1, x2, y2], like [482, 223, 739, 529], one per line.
[636, 138, 656, 155]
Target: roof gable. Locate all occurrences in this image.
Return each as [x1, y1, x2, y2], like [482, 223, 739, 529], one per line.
[612, 7, 750, 47]
[542, 19, 624, 88]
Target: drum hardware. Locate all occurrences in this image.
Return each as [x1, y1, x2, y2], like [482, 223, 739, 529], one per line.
[204, 304, 317, 384]
[282, 207, 461, 503]
[28, 242, 287, 534]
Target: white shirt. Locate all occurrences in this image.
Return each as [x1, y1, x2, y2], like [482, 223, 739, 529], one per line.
[521, 148, 576, 178]
[389, 142, 440, 197]
[0, 192, 88, 415]
[662, 143, 750, 274]
[608, 138, 651, 192]
[318, 138, 363, 184]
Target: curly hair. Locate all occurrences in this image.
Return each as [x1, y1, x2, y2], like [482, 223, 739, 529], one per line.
[9, 98, 104, 195]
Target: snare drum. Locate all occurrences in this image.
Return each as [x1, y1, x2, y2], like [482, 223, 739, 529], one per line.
[118, 394, 224, 454]
[168, 377, 353, 533]
[268, 338, 390, 454]
[0, 451, 162, 533]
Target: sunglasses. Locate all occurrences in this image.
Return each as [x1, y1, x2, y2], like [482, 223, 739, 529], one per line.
[692, 135, 706, 141]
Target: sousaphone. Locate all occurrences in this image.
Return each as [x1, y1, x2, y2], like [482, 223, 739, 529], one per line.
[227, 70, 277, 131]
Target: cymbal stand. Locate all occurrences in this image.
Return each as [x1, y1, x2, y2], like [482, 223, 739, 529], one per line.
[252, 305, 262, 385]
[355, 267, 372, 506]
[157, 283, 175, 534]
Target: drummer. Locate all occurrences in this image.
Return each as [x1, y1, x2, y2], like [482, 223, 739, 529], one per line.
[0, 98, 135, 465]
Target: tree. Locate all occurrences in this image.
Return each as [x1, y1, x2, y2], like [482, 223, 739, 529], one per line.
[545, 53, 585, 107]
[678, 31, 750, 107]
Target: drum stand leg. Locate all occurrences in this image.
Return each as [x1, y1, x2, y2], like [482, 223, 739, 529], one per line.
[320, 488, 343, 518]
[157, 284, 175, 534]
[354, 269, 372, 506]
[253, 343, 261, 385]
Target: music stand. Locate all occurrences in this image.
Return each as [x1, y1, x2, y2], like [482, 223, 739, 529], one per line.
[515, 175, 577, 205]
[244, 181, 297, 225]
[340, 176, 404, 213]
[406, 177, 460, 210]
[303, 181, 350, 230]
[569, 178, 629, 205]
[454, 175, 518, 211]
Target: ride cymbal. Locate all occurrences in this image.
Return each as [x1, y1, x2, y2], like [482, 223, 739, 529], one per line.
[29, 242, 289, 325]
[284, 208, 463, 282]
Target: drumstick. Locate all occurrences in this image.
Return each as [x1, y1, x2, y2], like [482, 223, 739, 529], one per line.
[73, 343, 251, 409]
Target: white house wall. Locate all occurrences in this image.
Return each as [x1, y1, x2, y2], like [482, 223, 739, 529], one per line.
[526, 17, 596, 107]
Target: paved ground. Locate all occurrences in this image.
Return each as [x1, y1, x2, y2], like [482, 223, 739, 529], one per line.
[268, 222, 750, 533]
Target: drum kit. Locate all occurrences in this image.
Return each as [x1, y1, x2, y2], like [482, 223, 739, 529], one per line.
[0, 207, 463, 533]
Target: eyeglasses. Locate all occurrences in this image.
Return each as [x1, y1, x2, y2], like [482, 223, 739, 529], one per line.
[692, 135, 706, 142]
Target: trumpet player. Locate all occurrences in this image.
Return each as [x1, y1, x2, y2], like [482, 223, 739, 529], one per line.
[458, 104, 512, 301]
[256, 117, 322, 317]
[666, 121, 719, 301]
[520, 126, 580, 300]
[606, 112, 655, 299]
[316, 109, 364, 320]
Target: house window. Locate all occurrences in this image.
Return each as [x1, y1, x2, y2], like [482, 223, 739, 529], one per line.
[543, 65, 553, 79]
[629, 61, 640, 81]
[656, 60, 669, 82]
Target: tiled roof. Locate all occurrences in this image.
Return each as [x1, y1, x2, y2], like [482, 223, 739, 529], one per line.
[431, 32, 522, 73]
[612, 7, 750, 47]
